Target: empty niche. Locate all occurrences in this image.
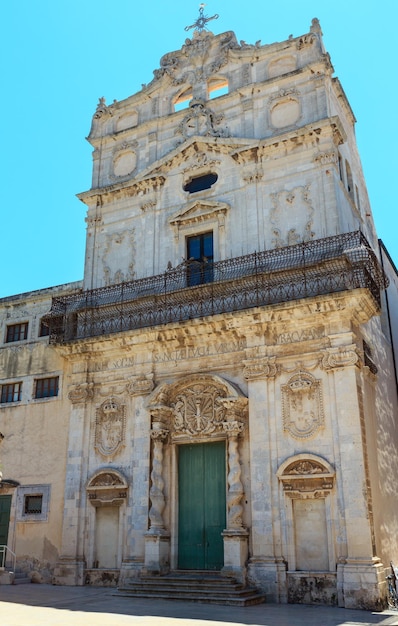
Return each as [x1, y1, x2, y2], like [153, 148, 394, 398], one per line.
[268, 55, 296, 79]
[113, 150, 137, 177]
[270, 98, 300, 128]
[116, 111, 138, 132]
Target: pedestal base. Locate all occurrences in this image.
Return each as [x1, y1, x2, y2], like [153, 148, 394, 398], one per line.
[143, 531, 170, 575]
[221, 529, 249, 584]
[119, 557, 144, 586]
[248, 557, 287, 603]
[338, 558, 386, 610]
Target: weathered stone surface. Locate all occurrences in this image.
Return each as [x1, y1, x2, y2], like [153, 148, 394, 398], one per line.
[1, 18, 398, 611]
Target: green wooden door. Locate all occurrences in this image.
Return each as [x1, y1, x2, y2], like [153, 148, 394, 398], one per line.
[0, 495, 11, 547]
[178, 441, 226, 570]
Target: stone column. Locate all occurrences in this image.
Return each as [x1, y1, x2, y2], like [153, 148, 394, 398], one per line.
[144, 410, 171, 574]
[220, 399, 249, 583]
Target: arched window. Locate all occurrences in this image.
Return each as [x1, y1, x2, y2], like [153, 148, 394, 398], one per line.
[174, 87, 193, 112]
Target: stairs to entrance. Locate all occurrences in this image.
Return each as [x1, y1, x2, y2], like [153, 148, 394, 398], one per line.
[117, 571, 265, 606]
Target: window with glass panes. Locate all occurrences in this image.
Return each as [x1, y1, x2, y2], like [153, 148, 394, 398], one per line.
[34, 377, 59, 399]
[186, 232, 214, 286]
[1, 382, 22, 403]
[6, 322, 28, 343]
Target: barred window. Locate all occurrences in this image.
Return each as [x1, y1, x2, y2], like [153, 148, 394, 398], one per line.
[24, 495, 43, 515]
[1, 382, 22, 403]
[6, 322, 28, 343]
[17, 485, 50, 522]
[34, 376, 59, 399]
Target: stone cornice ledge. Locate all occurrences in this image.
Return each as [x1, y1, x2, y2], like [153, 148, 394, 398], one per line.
[231, 116, 346, 164]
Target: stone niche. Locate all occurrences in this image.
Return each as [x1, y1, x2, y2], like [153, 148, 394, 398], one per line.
[277, 454, 337, 605]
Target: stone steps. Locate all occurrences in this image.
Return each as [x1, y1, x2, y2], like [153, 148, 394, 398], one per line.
[13, 569, 31, 585]
[117, 572, 265, 606]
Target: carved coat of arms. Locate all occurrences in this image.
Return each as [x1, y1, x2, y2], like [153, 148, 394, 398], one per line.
[95, 397, 126, 457]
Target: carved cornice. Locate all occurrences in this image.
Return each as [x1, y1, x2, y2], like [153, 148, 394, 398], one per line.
[231, 116, 346, 165]
[277, 454, 335, 497]
[77, 176, 166, 204]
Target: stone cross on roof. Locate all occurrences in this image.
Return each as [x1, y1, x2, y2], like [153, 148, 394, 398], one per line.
[185, 3, 219, 33]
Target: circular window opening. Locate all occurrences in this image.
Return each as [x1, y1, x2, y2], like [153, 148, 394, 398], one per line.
[184, 173, 218, 194]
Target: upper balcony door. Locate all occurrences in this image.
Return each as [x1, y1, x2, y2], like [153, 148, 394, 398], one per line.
[187, 231, 214, 286]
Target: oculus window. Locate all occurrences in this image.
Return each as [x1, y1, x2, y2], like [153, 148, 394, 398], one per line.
[183, 173, 218, 194]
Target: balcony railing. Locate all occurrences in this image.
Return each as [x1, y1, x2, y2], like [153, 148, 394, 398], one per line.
[44, 231, 387, 344]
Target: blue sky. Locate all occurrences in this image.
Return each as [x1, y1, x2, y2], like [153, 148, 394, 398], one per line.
[1, 1, 397, 298]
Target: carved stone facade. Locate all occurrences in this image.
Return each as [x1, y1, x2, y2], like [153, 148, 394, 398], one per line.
[1, 18, 398, 612]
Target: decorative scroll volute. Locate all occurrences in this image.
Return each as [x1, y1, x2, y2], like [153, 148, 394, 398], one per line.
[95, 397, 126, 457]
[127, 374, 154, 396]
[243, 357, 278, 380]
[321, 345, 360, 370]
[68, 382, 94, 404]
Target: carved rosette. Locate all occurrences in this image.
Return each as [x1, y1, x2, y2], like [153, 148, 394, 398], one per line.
[321, 346, 360, 370]
[68, 382, 94, 404]
[281, 371, 324, 439]
[94, 397, 126, 457]
[243, 357, 278, 380]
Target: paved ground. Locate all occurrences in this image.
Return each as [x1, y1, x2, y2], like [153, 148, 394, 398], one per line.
[0, 585, 398, 626]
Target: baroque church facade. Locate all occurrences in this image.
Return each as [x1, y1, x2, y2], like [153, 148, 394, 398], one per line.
[1, 16, 398, 609]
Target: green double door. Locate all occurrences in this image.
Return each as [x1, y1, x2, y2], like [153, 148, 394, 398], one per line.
[178, 441, 226, 570]
[0, 495, 11, 548]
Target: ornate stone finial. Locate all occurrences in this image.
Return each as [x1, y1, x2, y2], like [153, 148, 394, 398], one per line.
[185, 3, 219, 33]
[310, 18, 322, 35]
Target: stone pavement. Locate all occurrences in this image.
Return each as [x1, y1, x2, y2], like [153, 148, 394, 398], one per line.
[0, 585, 398, 626]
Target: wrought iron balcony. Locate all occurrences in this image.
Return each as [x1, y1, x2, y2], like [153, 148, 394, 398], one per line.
[45, 231, 387, 344]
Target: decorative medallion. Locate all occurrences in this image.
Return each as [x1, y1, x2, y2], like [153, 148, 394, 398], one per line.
[281, 371, 324, 439]
[95, 397, 126, 457]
